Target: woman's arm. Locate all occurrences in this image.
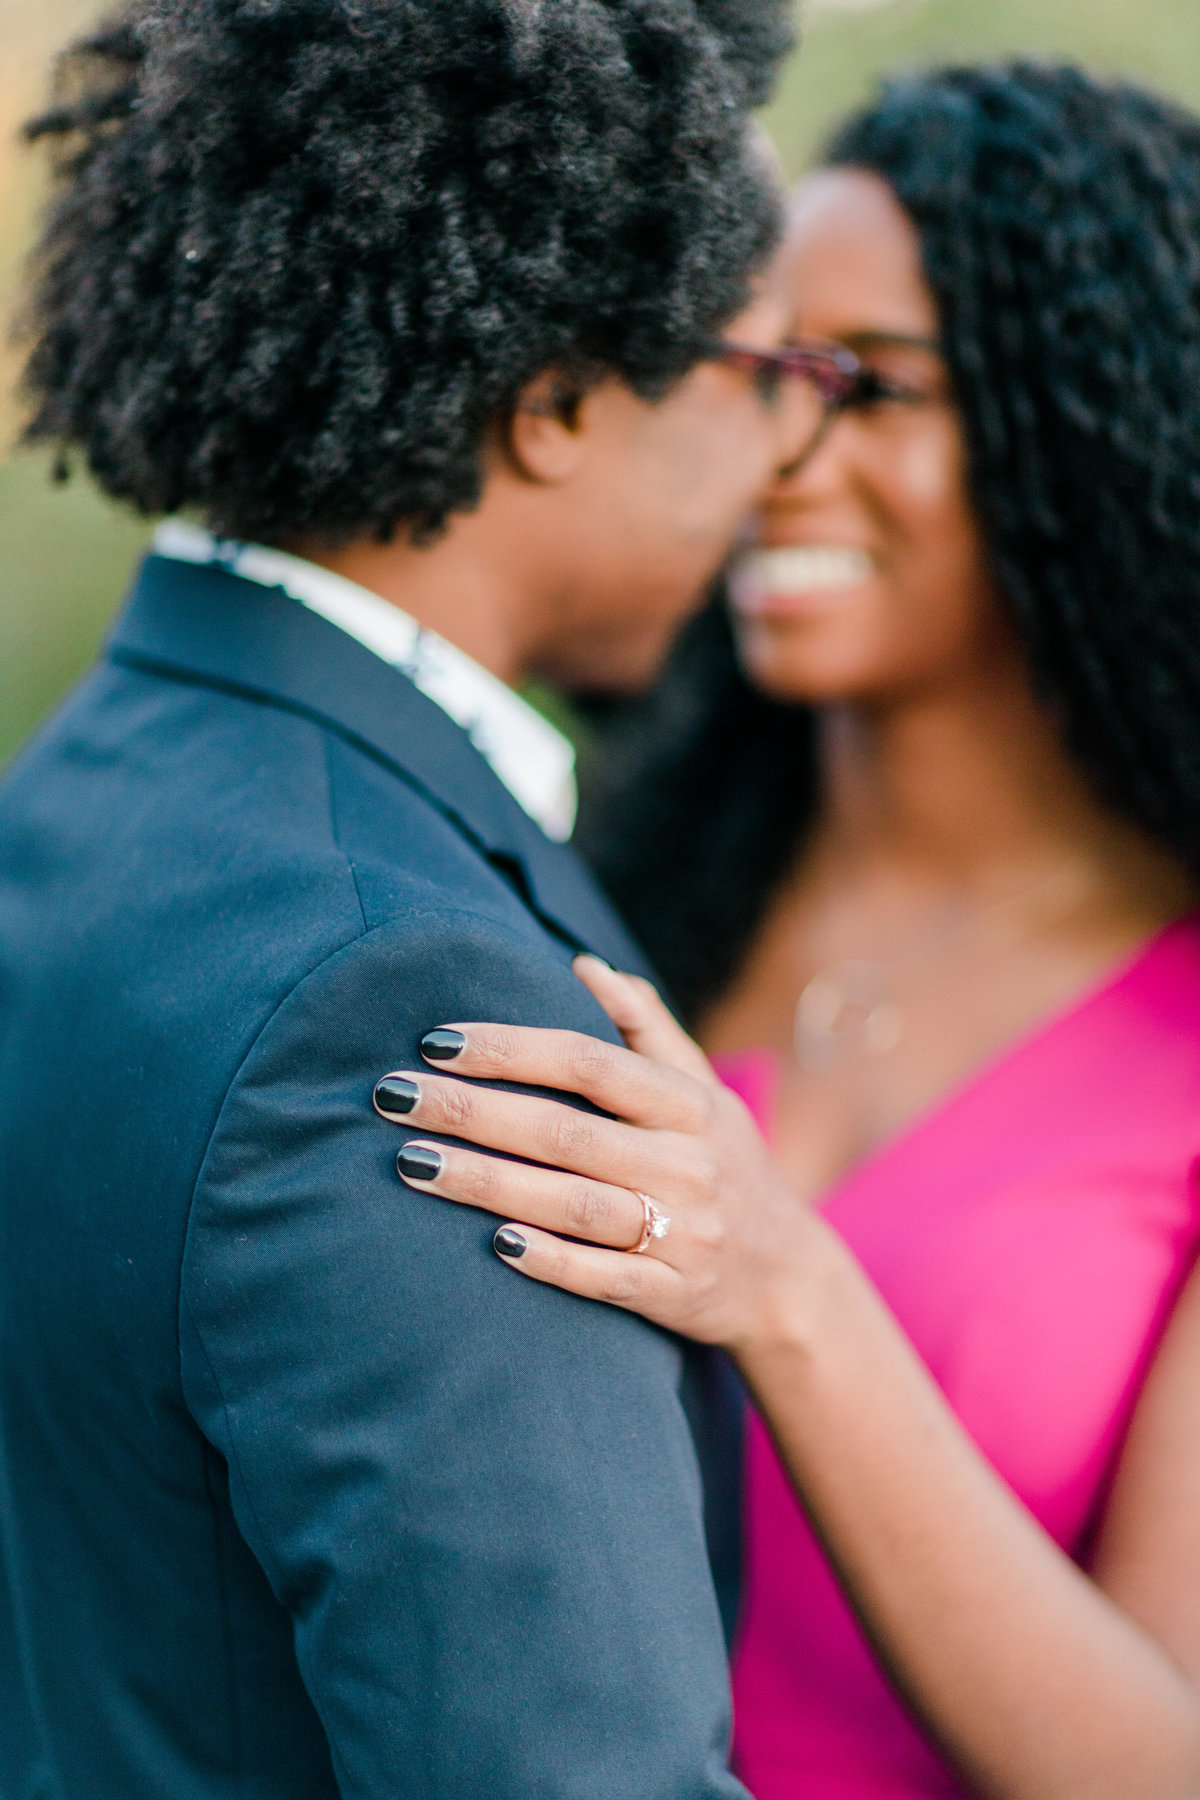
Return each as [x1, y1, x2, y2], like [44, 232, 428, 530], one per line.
[738, 1222, 1200, 1800]
[376, 957, 1200, 1800]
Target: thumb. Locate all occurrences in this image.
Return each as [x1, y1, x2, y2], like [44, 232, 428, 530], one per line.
[572, 955, 715, 1084]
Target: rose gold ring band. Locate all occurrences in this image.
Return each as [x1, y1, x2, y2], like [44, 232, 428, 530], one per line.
[630, 1191, 671, 1254]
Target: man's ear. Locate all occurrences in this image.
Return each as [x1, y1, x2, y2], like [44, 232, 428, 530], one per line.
[505, 369, 588, 483]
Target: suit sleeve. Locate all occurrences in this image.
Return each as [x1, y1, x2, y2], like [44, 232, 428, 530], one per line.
[179, 903, 748, 1800]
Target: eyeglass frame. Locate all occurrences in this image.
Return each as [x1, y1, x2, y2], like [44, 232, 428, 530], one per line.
[705, 330, 943, 466]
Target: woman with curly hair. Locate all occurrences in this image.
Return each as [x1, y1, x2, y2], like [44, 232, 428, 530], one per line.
[373, 64, 1200, 1799]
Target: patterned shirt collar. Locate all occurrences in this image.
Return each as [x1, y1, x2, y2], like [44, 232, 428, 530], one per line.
[151, 520, 577, 842]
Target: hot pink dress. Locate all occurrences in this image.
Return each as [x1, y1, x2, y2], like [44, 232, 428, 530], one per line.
[720, 914, 1200, 1800]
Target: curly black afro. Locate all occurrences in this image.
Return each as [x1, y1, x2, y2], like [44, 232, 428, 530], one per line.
[579, 63, 1200, 1022]
[18, 0, 792, 543]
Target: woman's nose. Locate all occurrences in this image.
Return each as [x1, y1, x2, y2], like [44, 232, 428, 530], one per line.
[772, 376, 831, 474]
[770, 403, 855, 494]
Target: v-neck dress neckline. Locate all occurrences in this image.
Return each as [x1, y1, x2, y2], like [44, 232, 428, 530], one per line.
[721, 911, 1200, 1214]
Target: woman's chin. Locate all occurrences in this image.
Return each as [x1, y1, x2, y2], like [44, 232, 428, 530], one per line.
[735, 619, 898, 706]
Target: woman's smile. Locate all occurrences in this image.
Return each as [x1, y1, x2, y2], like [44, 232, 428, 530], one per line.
[731, 544, 879, 615]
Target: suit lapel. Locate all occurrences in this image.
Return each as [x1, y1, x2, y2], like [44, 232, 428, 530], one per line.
[107, 555, 647, 973]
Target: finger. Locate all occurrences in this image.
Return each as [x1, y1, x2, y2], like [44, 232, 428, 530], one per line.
[394, 1139, 653, 1251]
[414, 1021, 707, 1131]
[489, 1220, 683, 1321]
[571, 956, 714, 1083]
[373, 1069, 705, 1196]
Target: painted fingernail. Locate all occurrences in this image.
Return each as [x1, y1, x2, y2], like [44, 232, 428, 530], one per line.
[374, 1075, 420, 1117]
[493, 1227, 527, 1260]
[397, 1144, 443, 1183]
[420, 1028, 467, 1062]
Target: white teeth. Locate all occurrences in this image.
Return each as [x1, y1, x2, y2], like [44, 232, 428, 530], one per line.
[737, 546, 875, 595]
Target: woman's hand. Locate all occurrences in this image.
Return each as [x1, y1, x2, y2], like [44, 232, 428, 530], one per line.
[371, 955, 816, 1355]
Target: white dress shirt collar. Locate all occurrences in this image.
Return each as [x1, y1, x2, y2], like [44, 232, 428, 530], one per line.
[152, 520, 577, 842]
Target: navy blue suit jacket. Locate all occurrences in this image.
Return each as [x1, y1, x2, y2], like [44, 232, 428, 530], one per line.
[0, 555, 746, 1800]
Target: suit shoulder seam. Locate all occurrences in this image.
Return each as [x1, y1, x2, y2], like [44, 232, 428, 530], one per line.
[323, 732, 369, 934]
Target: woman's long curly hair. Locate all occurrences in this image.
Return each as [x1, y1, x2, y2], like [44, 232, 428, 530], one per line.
[579, 62, 1200, 1023]
[17, 0, 790, 544]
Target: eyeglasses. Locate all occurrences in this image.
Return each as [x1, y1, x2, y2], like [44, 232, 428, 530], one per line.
[706, 332, 941, 469]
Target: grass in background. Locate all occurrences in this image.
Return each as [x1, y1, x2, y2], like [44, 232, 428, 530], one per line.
[5, 0, 1200, 765]
[0, 0, 151, 764]
[771, 0, 1200, 171]
[0, 453, 149, 765]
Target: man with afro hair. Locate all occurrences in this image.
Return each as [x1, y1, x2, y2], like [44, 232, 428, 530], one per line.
[0, 1, 817, 1796]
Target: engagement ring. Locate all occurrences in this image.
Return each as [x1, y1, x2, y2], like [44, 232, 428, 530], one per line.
[630, 1192, 671, 1254]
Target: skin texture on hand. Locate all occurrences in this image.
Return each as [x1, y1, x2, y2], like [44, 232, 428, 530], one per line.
[374, 955, 1200, 1800]
[374, 954, 819, 1358]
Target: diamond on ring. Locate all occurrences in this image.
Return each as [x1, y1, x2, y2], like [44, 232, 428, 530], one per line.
[630, 1191, 671, 1254]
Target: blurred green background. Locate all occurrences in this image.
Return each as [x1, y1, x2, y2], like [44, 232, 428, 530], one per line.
[5, 0, 1200, 765]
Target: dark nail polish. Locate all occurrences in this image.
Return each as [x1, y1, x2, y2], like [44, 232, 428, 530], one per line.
[421, 1028, 467, 1062]
[374, 1075, 420, 1117]
[397, 1144, 443, 1183]
[493, 1227, 527, 1260]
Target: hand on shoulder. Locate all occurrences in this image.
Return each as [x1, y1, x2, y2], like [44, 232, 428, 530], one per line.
[372, 954, 825, 1357]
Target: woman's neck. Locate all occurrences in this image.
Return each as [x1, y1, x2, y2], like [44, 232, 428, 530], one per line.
[702, 655, 1193, 1066]
[810, 659, 1177, 907]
